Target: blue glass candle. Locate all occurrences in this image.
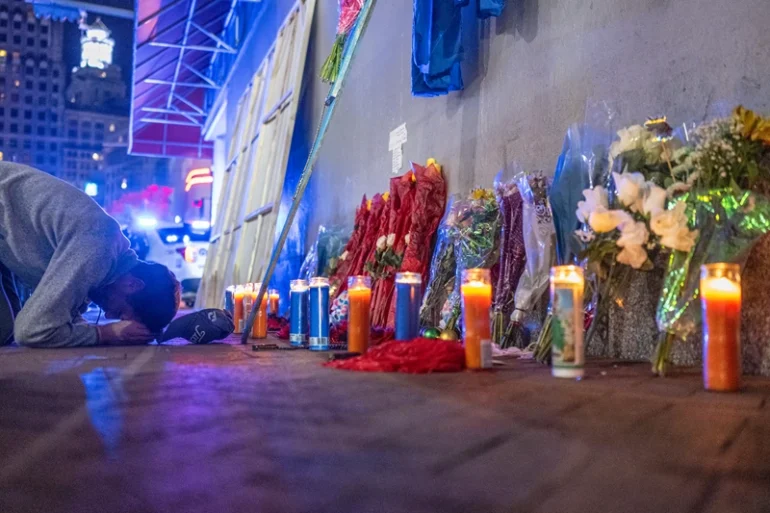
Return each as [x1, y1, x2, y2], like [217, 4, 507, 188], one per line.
[395, 272, 422, 341]
[309, 277, 330, 350]
[224, 286, 235, 317]
[289, 279, 309, 346]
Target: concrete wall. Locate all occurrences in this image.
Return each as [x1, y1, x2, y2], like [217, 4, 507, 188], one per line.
[301, 0, 770, 236]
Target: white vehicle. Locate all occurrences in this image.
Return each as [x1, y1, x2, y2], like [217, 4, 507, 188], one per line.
[123, 220, 209, 307]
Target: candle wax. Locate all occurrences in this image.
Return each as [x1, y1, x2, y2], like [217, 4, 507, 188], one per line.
[461, 281, 492, 369]
[347, 286, 371, 353]
[395, 281, 421, 341]
[702, 277, 741, 392]
[233, 291, 245, 334]
[269, 294, 280, 315]
[252, 296, 268, 339]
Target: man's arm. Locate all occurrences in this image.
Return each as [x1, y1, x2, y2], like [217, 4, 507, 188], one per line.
[14, 242, 112, 347]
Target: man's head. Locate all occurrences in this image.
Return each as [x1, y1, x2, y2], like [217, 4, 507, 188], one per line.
[91, 261, 181, 333]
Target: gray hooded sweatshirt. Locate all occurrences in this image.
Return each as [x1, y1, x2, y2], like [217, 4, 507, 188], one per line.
[0, 163, 138, 347]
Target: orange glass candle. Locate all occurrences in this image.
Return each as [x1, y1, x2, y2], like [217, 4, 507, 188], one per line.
[700, 263, 741, 392]
[550, 266, 585, 378]
[347, 276, 372, 354]
[461, 269, 493, 370]
[269, 289, 280, 315]
[251, 283, 268, 339]
[233, 285, 245, 334]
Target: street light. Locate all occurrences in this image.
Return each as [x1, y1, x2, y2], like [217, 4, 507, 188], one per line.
[121, 178, 127, 190]
[84, 182, 98, 197]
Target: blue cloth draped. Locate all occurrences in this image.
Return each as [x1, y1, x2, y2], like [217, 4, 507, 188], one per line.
[412, 0, 507, 97]
[411, 0, 464, 97]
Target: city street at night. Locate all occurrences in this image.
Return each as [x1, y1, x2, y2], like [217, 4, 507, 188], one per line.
[1, 341, 770, 513]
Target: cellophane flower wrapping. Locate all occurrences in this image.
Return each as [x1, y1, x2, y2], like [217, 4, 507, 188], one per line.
[656, 189, 770, 343]
[387, 161, 447, 327]
[329, 195, 370, 298]
[441, 189, 501, 332]
[419, 196, 458, 329]
[505, 172, 554, 348]
[491, 169, 526, 345]
[299, 225, 350, 281]
[337, 0, 364, 34]
[370, 173, 416, 328]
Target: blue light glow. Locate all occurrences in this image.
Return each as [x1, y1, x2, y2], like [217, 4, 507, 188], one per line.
[136, 215, 157, 228]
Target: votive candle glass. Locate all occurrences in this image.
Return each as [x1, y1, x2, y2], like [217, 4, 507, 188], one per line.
[347, 276, 372, 354]
[289, 279, 309, 346]
[309, 277, 330, 351]
[700, 263, 741, 392]
[395, 272, 421, 341]
[461, 269, 493, 369]
[550, 266, 585, 378]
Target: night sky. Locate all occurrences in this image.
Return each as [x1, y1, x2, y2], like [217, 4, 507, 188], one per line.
[62, 0, 135, 112]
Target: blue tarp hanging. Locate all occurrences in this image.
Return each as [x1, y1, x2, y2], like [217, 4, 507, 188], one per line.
[411, 0, 507, 97]
[411, 0, 464, 97]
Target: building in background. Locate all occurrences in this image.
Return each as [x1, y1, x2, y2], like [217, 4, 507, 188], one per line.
[0, 3, 173, 214]
[0, 0, 66, 174]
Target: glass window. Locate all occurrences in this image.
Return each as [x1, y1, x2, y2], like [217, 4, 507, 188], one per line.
[35, 155, 44, 166]
[10, 93, 18, 103]
[0, 107, 3, 115]
[38, 82, 46, 92]
[50, 127, 56, 136]
[36, 141, 43, 150]
[0, 77, 4, 86]
[82, 121, 91, 129]
[10, 108, 17, 117]
[27, 23, 34, 32]
[36, 126, 44, 136]
[24, 80, 32, 89]
[24, 95, 31, 105]
[23, 139, 29, 149]
[52, 84, 57, 93]
[40, 39, 47, 49]
[95, 122, 104, 132]
[49, 156, 56, 165]
[51, 113, 57, 122]
[0, 122, 3, 131]
[22, 110, 30, 119]
[9, 139, 17, 148]
[52, 69, 58, 78]
[37, 112, 44, 121]
[82, 132, 91, 140]
[49, 142, 57, 151]
[9, 123, 17, 132]
[13, 35, 20, 45]
[26, 38, 33, 48]
[67, 129, 76, 139]
[68, 120, 77, 128]
[25, 66, 32, 75]
[23, 124, 30, 134]
[51, 98, 57, 107]
[0, 34, 6, 43]
[41, 25, 48, 34]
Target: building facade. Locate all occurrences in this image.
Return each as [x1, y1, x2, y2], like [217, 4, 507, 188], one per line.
[0, 0, 65, 174]
[0, 1, 171, 210]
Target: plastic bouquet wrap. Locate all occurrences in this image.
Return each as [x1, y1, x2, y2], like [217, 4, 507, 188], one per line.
[419, 196, 458, 329]
[344, 193, 389, 299]
[329, 195, 370, 297]
[320, 0, 364, 83]
[370, 172, 417, 328]
[499, 172, 554, 348]
[653, 106, 770, 375]
[387, 160, 447, 327]
[491, 169, 526, 345]
[299, 225, 350, 281]
[441, 188, 501, 332]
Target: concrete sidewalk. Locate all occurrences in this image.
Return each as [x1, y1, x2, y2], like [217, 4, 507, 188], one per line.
[0, 340, 768, 513]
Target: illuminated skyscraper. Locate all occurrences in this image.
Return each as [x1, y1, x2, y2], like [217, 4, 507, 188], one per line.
[79, 17, 113, 69]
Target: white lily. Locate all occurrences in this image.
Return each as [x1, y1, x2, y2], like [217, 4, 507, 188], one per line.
[613, 172, 646, 212]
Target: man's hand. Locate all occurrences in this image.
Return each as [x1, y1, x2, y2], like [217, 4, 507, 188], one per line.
[97, 321, 155, 345]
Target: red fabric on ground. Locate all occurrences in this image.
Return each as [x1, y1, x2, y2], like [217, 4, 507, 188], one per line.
[324, 338, 465, 373]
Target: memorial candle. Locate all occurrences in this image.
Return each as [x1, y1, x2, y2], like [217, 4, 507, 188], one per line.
[269, 289, 280, 315]
[461, 269, 492, 370]
[700, 263, 742, 392]
[251, 283, 268, 339]
[347, 276, 372, 354]
[224, 286, 235, 317]
[233, 285, 245, 334]
[309, 277, 330, 351]
[550, 265, 584, 378]
[395, 272, 421, 341]
[289, 279, 309, 346]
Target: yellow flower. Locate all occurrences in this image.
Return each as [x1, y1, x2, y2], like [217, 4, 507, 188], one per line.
[382, 192, 390, 201]
[733, 105, 770, 145]
[470, 188, 494, 201]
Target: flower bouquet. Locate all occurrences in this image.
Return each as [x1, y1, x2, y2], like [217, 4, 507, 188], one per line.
[329, 195, 370, 297]
[441, 188, 501, 333]
[419, 197, 458, 329]
[653, 106, 770, 375]
[320, 0, 364, 83]
[491, 170, 526, 346]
